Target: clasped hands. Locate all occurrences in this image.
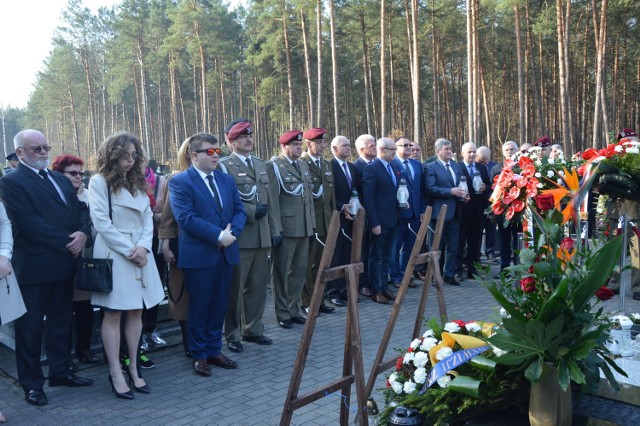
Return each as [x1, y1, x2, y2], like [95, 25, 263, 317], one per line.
[0, 255, 12, 280]
[128, 246, 148, 267]
[218, 223, 236, 248]
[66, 231, 87, 258]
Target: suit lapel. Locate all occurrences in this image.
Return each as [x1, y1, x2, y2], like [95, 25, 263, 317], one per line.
[279, 154, 301, 179]
[437, 161, 455, 186]
[188, 166, 217, 210]
[23, 166, 69, 208]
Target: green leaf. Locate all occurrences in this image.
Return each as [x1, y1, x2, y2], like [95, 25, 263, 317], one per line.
[448, 376, 484, 399]
[557, 359, 570, 390]
[569, 340, 597, 360]
[491, 351, 535, 365]
[482, 282, 526, 320]
[525, 358, 543, 383]
[566, 359, 585, 384]
[572, 237, 623, 311]
[469, 356, 497, 372]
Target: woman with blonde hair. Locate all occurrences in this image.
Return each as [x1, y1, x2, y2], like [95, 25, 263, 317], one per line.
[89, 132, 164, 399]
[158, 137, 192, 356]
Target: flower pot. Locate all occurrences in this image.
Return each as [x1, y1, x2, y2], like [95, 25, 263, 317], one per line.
[529, 363, 572, 426]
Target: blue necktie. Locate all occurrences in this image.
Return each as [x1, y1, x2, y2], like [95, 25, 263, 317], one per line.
[387, 163, 396, 187]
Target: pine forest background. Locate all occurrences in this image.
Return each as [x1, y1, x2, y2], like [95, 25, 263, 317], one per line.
[0, 0, 639, 170]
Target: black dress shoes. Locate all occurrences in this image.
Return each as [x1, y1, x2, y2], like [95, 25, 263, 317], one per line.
[391, 282, 401, 289]
[193, 359, 212, 377]
[242, 335, 273, 345]
[382, 290, 397, 301]
[359, 287, 371, 297]
[25, 389, 48, 406]
[207, 354, 238, 369]
[319, 303, 335, 313]
[330, 297, 347, 307]
[49, 373, 93, 387]
[444, 276, 461, 286]
[372, 294, 389, 304]
[278, 319, 294, 329]
[291, 316, 306, 325]
[77, 349, 101, 364]
[227, 341, 243, 353]
[634, 292, 640, 300]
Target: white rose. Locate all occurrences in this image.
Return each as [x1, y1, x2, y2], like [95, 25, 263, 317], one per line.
[413, 351, 429, 368]
[547, 170, 555, 178]
[499, 307, 509, 318]
[537, 183, 543, 188]
[615, 145, 624, 152]
[420, 337, 438, 351]
[422, 329, 435, 338]
[414, 367, 427, 384]
[444, 322, 460, 333]
[391, 381, 404, 394]
[410, 338, 422, 349]
[403, 352, 415, 364]
[435, 347, 453, 361]
[627, 147, 640, 154]
[535, 172, 542, 178]
[465, 322, 481, 333]
[436, 375, 451, 388]
[403, 380, 417, 394]
[631, 313, 640, 321]
[388, 373, 397, 384]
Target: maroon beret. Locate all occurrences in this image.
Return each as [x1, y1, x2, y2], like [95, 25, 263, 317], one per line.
[303, 127, 327, 141]
[534, 136, 551, 148]
[617, 128, 638, 140]
[227, 122, 252, 140]
[279, 130, 303, 145]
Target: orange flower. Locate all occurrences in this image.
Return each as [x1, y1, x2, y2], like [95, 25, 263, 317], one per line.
[540, 167, 580, 224]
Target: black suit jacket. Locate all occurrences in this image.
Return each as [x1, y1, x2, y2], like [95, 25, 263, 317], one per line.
[458, 161, 491, 219]
[331, 158, 360, 212]
[0, 163, 89, 286]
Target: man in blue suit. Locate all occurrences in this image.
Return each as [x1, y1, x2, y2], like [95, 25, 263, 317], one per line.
[389, 137, 426, 287]
[169, 133, 246, 377]
[362, 137, 402, 304]
[425, 138, 469, 286]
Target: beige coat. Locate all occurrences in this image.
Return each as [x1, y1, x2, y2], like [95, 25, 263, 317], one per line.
[0, 202, 26, 324]
[88, 174, 164, 310]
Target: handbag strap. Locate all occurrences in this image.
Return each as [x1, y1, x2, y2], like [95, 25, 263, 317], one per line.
[107, 183, 112, 222]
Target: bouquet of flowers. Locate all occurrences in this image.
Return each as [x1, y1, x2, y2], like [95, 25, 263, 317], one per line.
[582, 137, 640, 201]
[523, 148, 584, 191]
[380, 320, 528, 425]
[489, 155, 540, 225]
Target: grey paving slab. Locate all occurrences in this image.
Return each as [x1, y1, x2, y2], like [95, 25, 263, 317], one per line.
[1, 257, 639, 425]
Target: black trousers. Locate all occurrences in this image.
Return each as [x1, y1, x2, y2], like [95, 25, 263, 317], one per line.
[72, 300, 94, 353]
[16, 279, 74, 392]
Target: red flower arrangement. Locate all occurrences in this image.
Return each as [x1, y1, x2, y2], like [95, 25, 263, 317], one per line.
[489, 156, 540, 223]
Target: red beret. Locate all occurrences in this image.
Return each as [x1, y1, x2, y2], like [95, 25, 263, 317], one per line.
[227, 122, 252, 140]
[303, 127, 327, 141]
[279, 130, 303, 145]
[617, 128, 638, 140]
[534, 136, 551, 148]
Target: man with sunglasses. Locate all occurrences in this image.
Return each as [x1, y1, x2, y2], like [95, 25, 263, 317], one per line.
[266, 130, 316, 329]
[219, 120, 278, 353]
[169, 133, 246, 378]
[0, 129, 92, 406]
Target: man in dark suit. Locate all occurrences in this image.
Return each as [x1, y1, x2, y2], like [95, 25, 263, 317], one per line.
[169, 133, 246, 377]
[476, 146, 497, 262]
[425, 137, 469, 286]
[389, 137, 425, 288]
[328, 135, 361, 302]
[0, 129, 93, 406]
[362, 137, 401, 304]
[353, 134, 377, 297]
[457, 142, 491, 278]
[491, 141, 521, 272]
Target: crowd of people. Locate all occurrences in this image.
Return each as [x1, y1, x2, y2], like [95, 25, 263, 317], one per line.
[0, 122, 637, 421]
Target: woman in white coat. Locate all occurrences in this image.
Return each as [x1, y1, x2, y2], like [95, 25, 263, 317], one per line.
[89, 132, 164, 400]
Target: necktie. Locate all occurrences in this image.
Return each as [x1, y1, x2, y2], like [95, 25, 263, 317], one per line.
[292, 161, 300, 174]
[403, 160, 413, 181]
[468, 164, 475, 176]
[446, 163, 456, 185]
[387, 163, 397, 187]
[315, 159, 321, 169]
[245, 157, 253, 171]
[39, 170, 66, 204]
[342, 162, 352, 189]
[206, 175, 222, 212]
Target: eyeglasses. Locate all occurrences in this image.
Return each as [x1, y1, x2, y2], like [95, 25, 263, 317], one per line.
[122, 152, 140, 161]
[195, 147, 222, 156]
[396, 143, 412, 148]
[382, 147, 397, 152]
[26, 145, 52, 153]
[64, 170, 85, 177]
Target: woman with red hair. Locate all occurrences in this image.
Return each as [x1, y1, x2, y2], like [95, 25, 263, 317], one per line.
[51, 154, 101, 367]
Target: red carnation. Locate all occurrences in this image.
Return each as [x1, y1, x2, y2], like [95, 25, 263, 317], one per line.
[581, 148, 600, 161]
[595, 286, 614, 301]
[453, 320, 465, 328]
[395, 356, 403, 370]
[520, 276, 536, 293]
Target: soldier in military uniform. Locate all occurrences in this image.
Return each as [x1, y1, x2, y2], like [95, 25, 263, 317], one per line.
[220, 118, 249, 158]
[266, 130, 316, 329]
[300, 128, 337, 314]
[220, 120, 280, 353]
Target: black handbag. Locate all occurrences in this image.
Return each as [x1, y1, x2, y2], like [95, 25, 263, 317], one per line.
[75, 183, 113, 293]
[75, 258, 113, 293]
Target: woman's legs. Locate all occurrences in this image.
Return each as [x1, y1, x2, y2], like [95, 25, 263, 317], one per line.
[124, 309, 146, 387]
[101, 310, 129, 393]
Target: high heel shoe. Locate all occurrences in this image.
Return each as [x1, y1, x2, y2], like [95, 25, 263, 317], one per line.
[77, 350, 101, 364]
[126, 368, 150, 394]
[108, 374, 134, 400]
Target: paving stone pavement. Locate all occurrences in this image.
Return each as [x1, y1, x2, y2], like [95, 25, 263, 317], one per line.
[1, 258, 639, 425]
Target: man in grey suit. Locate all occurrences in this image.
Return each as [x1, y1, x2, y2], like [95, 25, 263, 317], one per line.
[267, 130, 316, 329]
[425, 138, 469, 286]
[220, 120, 279, 353]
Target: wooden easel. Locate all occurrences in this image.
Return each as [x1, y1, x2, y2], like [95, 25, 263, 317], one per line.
[364, 205, 449, 399]
[280, 209, 368, 426]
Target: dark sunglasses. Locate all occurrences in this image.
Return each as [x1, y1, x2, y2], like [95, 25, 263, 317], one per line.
[397, 143, 412, 148]
[195, 147, 222, 156]
[64, 170, 85, 177]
